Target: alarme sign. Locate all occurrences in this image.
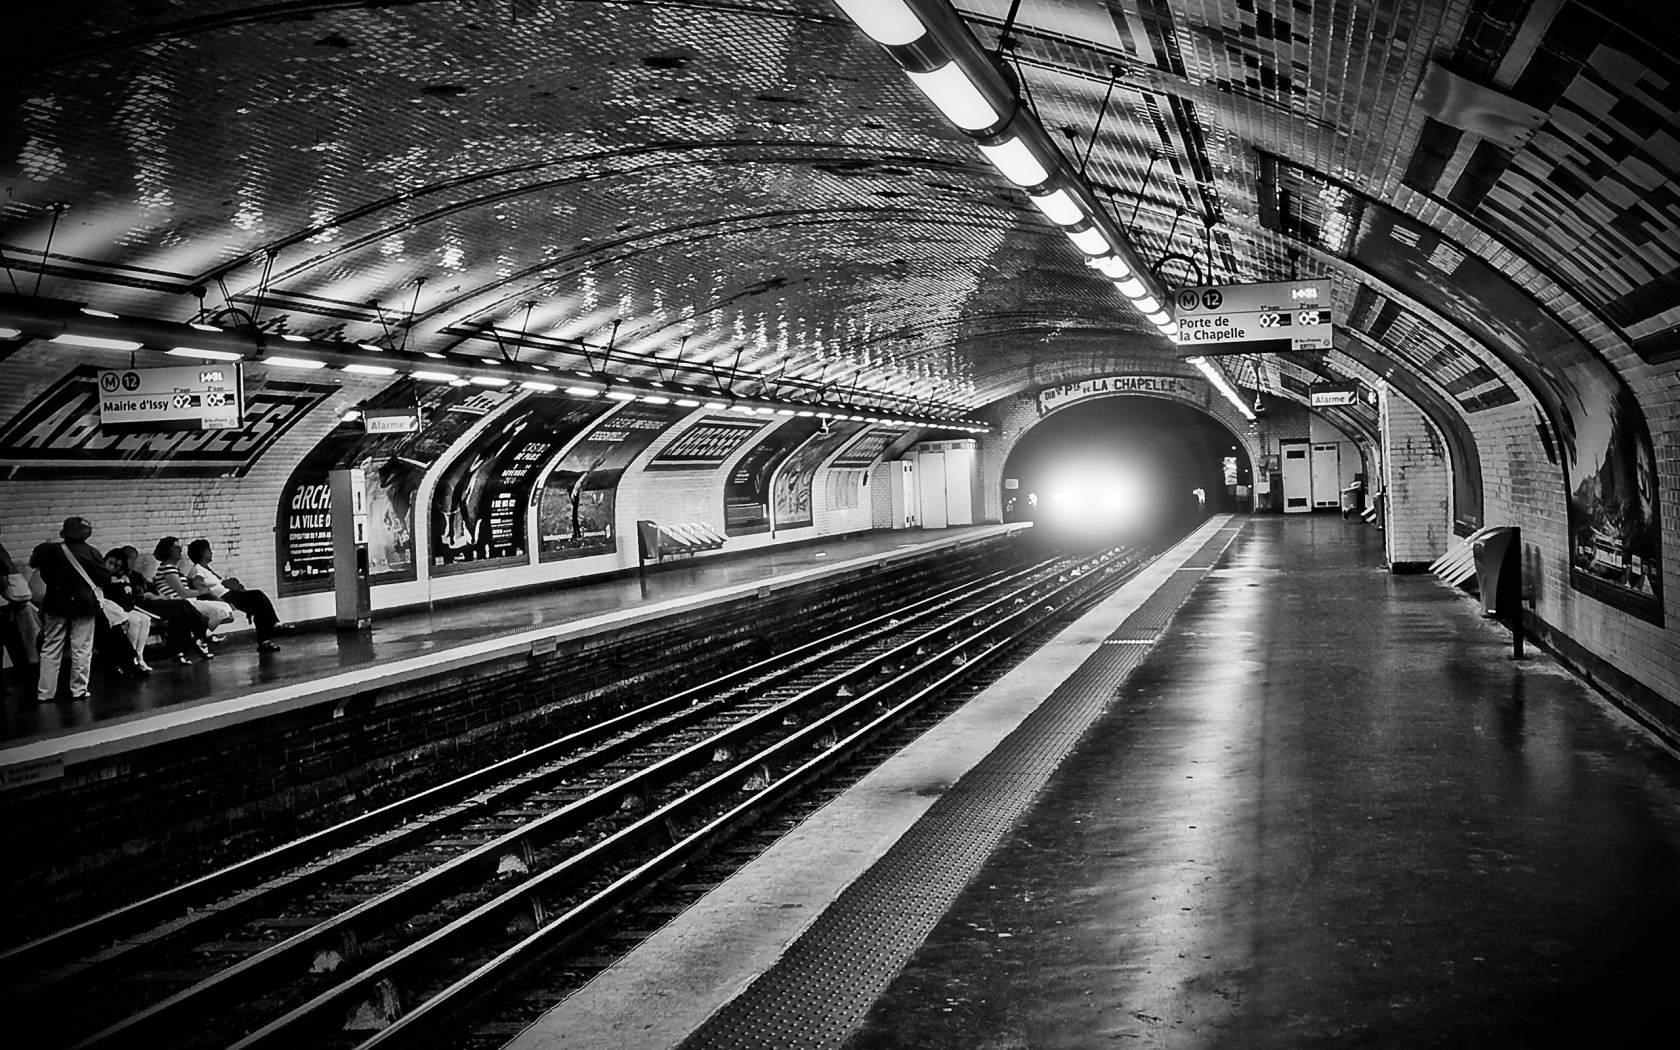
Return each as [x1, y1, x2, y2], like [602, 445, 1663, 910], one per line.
[1171, 279, 1333, 353]
[97, 365, 244, 432]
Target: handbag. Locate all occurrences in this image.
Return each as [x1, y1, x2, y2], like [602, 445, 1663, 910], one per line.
[59, 543, 129, 627]
[3, 571, 29, 603]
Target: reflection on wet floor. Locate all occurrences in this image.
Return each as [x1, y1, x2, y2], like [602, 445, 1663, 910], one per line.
[848, 516, 1680, 1050]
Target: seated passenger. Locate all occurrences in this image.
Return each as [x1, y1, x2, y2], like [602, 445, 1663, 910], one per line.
[109, 547, 213, 665]
[96, 549, 154, 676]
[185, 538, 286, 653]
[152, 536, 235, 635]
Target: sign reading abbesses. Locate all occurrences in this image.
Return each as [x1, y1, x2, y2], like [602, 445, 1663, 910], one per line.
[1171, 279, 1333, 353]
[97, 365, 244, 432]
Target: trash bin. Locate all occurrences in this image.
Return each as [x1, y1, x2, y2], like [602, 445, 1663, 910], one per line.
[1472, 526, 1521, 618]
[1339, 482, 1364, 518]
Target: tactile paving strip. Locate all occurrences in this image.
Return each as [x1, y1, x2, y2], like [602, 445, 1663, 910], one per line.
[680, 522, 1246, 1050]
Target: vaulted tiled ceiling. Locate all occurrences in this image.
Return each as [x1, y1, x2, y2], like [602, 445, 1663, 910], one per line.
[4, 0, 1676, 418]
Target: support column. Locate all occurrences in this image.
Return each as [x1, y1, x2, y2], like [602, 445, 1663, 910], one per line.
[1380, 385, 1453, 571]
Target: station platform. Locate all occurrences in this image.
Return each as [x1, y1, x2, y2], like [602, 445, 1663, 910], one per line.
[0, 524, 1023, 770]
[511, 514, 1680, 1050]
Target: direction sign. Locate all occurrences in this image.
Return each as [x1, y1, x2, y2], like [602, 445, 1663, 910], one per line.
[97, 365, 244, 433]
[1171, 279, 1333, 354]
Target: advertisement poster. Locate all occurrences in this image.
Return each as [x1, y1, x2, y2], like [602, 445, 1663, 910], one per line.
[430, 395, 615, 568]
[276, 380, 518, 594]
[725, 419, 820, 535]
[771, 421, 864, 530]
[645, 415, 768, 470]
[1347, 201, 1662, 620]
[1267, 155, 1661, 619]
[831, 427, 906, 469]
[0, 361, 332, 478]
[536, 401, 684, 561]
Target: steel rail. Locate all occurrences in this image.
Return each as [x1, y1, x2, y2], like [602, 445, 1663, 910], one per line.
[64, 555, 1085, 1050]
[3, 554, 1050, 991]
[229, 548, 1143, 1050]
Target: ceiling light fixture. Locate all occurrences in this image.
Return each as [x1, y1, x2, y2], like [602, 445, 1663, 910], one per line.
[675, 398, 701, 407]
[642, 395, 671, 404]
[356, 342, 384, 352]
[520, 380, 557, 391]
[905, 63, 1000, 131]
[1186, 356, 1256, 420]
[280, 333, 310, 343]
[606, 391, 636, 401]
[978, 136, 1049, 187]
[470, 376, 509, 387]
[80, 308, 118, 319]
[168, 346, 243, 361]
[1030, 188, 1083, 226]
[413, 371, 458, 381]
[51, 333, 144, 351]
[1068, 226, 1110, 255]
[705, 401, 727, 410]
[343, 363, 397, 375]
[830, 0, 925, 44]
[263, 356, 326, 370]
[190, 323, 222, 333]
[565, 385, 602, 397]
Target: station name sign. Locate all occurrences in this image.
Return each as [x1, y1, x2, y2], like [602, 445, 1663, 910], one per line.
[1039, 374, 1200, 415]
[1171, 279, 1333, 354]
[97, 365, 244, 432]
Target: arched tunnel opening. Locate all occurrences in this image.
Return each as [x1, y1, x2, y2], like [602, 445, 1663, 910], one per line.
[1001, 395, 1253, 550]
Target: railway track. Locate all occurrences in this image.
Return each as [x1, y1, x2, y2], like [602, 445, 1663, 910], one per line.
[5, 543, 1148, 1050]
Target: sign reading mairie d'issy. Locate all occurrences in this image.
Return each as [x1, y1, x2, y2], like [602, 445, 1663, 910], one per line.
[1038, 374, 1202, 415]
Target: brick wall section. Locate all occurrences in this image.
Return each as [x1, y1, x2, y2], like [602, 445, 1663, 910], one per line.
[1380, 383, 1453, 567]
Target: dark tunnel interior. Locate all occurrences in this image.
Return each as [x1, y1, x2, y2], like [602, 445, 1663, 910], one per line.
[1002, 396, 1253, 548]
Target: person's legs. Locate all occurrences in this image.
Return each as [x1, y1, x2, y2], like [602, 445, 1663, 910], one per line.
[225, 589, 279, 641]
[67, 615, 95, 697]
[15, 601, 41, 662]
[123, 610, 152, 669]
[36, 613, 67, 701]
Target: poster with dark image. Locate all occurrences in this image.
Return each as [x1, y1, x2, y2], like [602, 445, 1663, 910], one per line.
[536, 400, 685, 561]
[275, 379, 518, 594]
[430, 395, 615, 568]
[725, 418, 820, 535]
[831, 427, 906, 469]
[772, 421, 864, 530]
[646, 416, 768, 470]
[1347, 203, 1662, 620]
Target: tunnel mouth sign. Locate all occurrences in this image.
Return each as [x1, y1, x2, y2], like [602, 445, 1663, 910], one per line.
[1171, 279, 1333, 354]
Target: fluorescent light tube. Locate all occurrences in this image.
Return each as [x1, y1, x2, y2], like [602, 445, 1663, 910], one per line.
[280, 333, 309, 342]
[1068, 226, 1110, 255]
[642, 395, 671, 404]
[565, 386, 602, 397]
[264, 356, 326, 370]
[1029, 188, 1083, 226]
[1115, 276, 1147, 299]
[190, 322, 222, 333]
[52, 333, 143, 351]
[1132, 294, 1161, 313]
[520, 381, 557, 391]
[0, 327, 20, 339]
[705, 401, 727, 410]
[412, 371, 458, 381]
[675, 398, 701, 407]
[978, 137, 1050, 187]
[1091, 256, 1132, 280]
[1144, 309, 1170, 325]
[469, 376, 509, 387]
[1189, 356, 1256, 420]
[168, 346, 242, 361]
[906, 62, 1000, 131]
[830, 0, 925, 45]
[343, 363, 397, 375]
[606, 391, 636, 400]
[80, 308, 119, 318]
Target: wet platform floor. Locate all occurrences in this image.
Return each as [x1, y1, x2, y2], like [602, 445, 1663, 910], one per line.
[845, 515, 1680, 1048]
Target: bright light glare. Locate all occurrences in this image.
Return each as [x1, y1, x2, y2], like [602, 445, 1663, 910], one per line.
[978, 137, 1050, 187]
[1029, 188, 1083, 226]
[1040, 465, 1148, 532]
[906, 62, 1000, 131]
[831, 0, 926, 45]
